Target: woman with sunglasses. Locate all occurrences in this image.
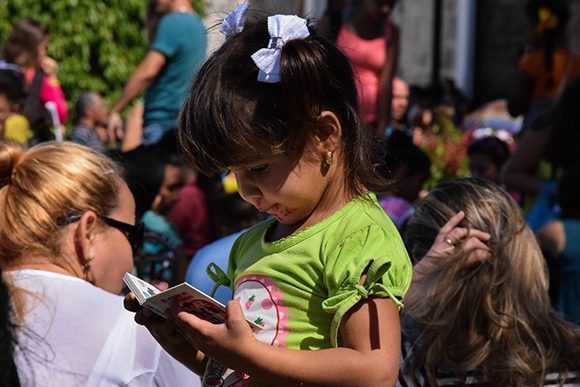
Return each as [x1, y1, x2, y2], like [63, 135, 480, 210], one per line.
[0, 141, 200, 386]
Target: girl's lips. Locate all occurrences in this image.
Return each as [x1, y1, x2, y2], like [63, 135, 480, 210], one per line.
[265, 204, 281, 215]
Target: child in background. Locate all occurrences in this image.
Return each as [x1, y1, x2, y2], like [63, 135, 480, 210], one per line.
[467, 130, 512, 184]
[1, 20, 68, 141]
[125, 8, 412, 386]
[0, 63, 32, 144]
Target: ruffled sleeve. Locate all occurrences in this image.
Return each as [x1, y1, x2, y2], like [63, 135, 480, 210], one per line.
[321, 225, 412, 347]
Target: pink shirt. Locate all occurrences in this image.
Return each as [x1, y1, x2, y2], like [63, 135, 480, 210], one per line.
[337, 26, 386, 124]
[25, 69, 68, 124]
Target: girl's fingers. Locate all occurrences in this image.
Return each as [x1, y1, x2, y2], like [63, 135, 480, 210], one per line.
[225, 300, 245, 328]
[123, 293, 141, 312]
[152, 319, 178, 338]
[134, 308, 153, 325]
[169, 302, 209, 337]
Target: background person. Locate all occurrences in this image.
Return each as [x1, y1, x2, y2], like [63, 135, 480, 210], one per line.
[507, 0, 580, 133]
[109, 0, 207, 146]
[0, 63, 31, 144]
[0, 141, 200, 386]
[337, 0, 400, 133]
[1, 19, 68, 142]
[400, 178, 580, 386]
[69, 91, 110, 151]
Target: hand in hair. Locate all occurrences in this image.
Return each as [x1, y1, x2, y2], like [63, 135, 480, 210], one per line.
[123, 293, 208, 375]
[406, 211, 491, 302]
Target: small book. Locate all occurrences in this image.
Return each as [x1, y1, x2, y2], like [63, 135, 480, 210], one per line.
[123, 272, 261, 330]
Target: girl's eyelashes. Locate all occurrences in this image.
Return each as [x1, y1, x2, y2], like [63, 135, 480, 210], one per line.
[249, 164, 268, 173]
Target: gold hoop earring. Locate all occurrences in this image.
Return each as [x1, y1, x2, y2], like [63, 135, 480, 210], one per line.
[325, 151, 334, 166]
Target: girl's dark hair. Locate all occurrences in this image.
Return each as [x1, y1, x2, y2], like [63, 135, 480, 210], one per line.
[178, 18, 388, 197]
[0, 68, 27, 105]
[467, 137, 511, 169]
[1, 20, 48, 69]
[525, 0, 569, 89]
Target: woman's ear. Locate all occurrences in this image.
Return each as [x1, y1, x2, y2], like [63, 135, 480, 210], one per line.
[314, 111, 342, 154]
[74, 211, 99, 265]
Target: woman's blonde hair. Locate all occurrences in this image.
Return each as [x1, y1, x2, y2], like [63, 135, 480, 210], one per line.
[403, 177, 580, 386]
[0, 141, 123, 266]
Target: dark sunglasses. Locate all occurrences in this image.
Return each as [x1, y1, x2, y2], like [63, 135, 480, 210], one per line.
[61, 214, 144, 255]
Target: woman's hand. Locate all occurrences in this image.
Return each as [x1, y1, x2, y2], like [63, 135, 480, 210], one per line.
[405, 211, 491, 303]
[425, 210, 491, 266]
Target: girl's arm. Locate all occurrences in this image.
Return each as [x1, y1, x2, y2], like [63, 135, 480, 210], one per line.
[376, 25, 400, 135]
[172, 297, 401, 386]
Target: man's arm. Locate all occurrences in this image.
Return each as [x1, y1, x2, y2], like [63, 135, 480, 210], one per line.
[108, 50, 166, 139]
[111, 50, 166, 113]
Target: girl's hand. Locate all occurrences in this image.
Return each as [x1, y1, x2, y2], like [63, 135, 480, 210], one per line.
[124, 293, 186, 344]
[123, 293, 207, 374]
[169, 300, 257, 367]
[424, 211, 491, 266]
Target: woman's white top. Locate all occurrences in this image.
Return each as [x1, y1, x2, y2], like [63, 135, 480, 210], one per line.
[9, 269, 201, 386]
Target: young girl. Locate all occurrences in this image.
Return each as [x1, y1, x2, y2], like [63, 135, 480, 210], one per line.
[126, 9, 412, 386]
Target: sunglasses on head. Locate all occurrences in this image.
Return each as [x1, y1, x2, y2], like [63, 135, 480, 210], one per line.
[61, 214, 144, 255]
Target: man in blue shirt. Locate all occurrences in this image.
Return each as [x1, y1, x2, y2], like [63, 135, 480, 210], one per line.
[109, 0, 207, 145]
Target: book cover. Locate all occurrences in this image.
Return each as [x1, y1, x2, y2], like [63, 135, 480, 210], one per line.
[123, 272, 261, 330]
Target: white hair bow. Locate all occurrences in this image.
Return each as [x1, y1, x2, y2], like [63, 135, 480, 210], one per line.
[251, 15, 310, 83]
[219, 2, 249, 38]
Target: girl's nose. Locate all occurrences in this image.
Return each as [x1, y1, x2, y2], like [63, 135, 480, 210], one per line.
[235, 174, 262, 203]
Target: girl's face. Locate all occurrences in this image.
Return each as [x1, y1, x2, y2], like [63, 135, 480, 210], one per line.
[469, 153, 499, 183]
[362, 0, 395, 23]
[230, 147, 337, 228]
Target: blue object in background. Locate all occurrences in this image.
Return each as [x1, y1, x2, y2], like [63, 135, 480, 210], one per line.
[185, 231, 245, 304]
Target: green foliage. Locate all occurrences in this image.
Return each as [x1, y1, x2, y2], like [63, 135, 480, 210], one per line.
[0, 0, 205, 124]
[418, 110, 470, 190]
